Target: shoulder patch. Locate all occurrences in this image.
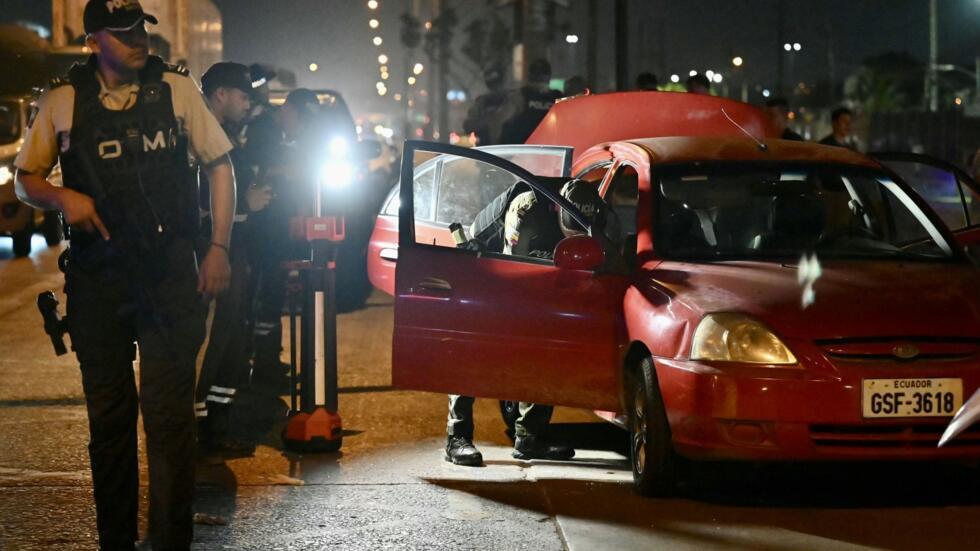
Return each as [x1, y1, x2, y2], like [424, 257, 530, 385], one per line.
[164, 63, 191, 77]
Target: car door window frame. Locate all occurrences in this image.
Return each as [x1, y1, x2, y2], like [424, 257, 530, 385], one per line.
[870, 152, 980, 230]
[399, 141, 591, 252]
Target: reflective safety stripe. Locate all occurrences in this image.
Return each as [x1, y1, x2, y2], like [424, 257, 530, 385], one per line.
[195, 409, 208, 417]
[209, 386, 237, 396]
[254, 322, 275, 336]
[206, 394, 233, 404]
[195, 402, 208, 417]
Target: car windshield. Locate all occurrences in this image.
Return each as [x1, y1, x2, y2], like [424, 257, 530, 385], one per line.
[0, 101, 21, 145]
[655, 162, 954, 262]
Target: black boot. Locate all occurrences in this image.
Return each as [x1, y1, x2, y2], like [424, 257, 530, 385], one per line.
[512, 435, 575, 460]
[445, 436, 483, 466]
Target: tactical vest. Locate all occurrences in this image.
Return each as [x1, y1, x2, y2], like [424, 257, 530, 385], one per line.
[57, 55, 198, 266]
[507, 192, 566, 259]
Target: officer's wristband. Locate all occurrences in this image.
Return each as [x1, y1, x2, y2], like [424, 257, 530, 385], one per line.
[210, 242, 230, 255]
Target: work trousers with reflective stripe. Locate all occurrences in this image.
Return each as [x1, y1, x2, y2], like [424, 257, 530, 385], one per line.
[65, 238, 206, 551]
[447, 395, 553, 439]
[195, 232, 251, 429]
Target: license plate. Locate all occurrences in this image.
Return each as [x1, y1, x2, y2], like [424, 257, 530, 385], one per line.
[862, 378, 962, 418]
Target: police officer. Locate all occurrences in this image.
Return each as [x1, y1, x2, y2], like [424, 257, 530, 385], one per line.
[14, 2, 235, 549]
[196, 62, 271, 453]
[446, 180, 605, 466]
[248, 89, 320, 386]
[462, 64, 511, 146]
[498, 59, 563, 145]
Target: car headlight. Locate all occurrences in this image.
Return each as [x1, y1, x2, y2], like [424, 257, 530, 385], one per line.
[0, 164, 13, 186]
[691, 313, 798, 365]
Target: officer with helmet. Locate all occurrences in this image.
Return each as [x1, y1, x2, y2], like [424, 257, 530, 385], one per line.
[14, 1, 235, 548]
[447, 180, 606, 466]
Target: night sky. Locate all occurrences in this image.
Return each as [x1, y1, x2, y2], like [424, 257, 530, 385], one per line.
[4, 0, 978, 115]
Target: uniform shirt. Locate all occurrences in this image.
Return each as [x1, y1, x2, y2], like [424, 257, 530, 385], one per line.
[15, 68, 233, 177]
[503, 190, 564, 259]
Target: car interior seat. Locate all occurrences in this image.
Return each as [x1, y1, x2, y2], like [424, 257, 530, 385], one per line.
[658, 203, 711, 254]
[753, 193, 827, 252]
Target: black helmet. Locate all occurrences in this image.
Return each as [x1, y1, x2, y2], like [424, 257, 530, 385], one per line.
[559, 179, 603, 235]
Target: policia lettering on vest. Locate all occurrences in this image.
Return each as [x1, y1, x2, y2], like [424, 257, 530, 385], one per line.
[14, 2, 235, 549]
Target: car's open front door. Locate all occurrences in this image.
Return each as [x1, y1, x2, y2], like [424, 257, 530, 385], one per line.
[871, 152, 980, 246]
[392, 141, 628, 411]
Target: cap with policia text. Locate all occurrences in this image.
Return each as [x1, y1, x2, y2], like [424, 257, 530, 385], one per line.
[201, 62, 254, 97]
[84, 0, 159, 34]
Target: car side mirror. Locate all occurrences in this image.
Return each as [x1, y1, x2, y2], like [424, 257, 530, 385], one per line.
[357, 139, 383, 159]
[554, 235, 605, 271]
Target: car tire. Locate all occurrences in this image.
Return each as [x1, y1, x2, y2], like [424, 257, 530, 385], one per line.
[499, 400, 519, 438]
[40, 211, 63, 247]
[12, 219, 33, 257]
[629, 356, 684, 496]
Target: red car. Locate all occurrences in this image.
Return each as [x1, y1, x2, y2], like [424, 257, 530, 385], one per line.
[369, 92, 980, 495]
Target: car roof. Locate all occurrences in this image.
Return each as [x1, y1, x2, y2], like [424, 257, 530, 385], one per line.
[526, 91, 777, 159]
[617, 136, 881, 169]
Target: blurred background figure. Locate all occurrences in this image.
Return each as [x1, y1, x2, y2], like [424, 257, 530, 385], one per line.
[685, 73, 711, 94]
[462, 64, 511, 146]
[563, 75, 589, 97]
[765, 98, 804, 141]
[499, 58, 562, 144]
[636, 71, 659, 91]
[819, 107, 859, 151]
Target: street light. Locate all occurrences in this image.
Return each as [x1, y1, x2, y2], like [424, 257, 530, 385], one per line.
[793, 42, 802, 52]
[373, 36, 383, 46]
[309, 63, 319, 72]
[783, 43, 792, 52]
[670, 74, 680, 83]
[369, 19, 379, 29]
[732, 56, 743, 67]
[407, 76, 416, 85]
[565, 34, 579, 44]
[713, 73, 723, 83]
[378, 54, 388, 64]
[689, 70, 698, 77]
[413, 63, 424, 75]
[367, 0, 378, 9]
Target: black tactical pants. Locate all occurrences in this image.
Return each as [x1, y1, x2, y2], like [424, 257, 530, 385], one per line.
[246, 212, 290, 375]
[65, 238, 206, 551]
[195, 232, 252, 434]
[447, 395, 553, 439]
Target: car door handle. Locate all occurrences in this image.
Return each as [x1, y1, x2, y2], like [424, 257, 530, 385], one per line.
[379, 248, 398, 261]
[409, 277, 453, 299]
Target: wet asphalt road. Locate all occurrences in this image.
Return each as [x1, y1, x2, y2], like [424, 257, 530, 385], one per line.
[2, 235, 980, 550]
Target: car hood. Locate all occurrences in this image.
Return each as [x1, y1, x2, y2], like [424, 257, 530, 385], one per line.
[649, 260, 980, 340]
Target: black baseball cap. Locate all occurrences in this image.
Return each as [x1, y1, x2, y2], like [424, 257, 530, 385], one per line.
[201, 62, 253, 97]
[84, 0, 158, 34]
[248, 63, 277, 88]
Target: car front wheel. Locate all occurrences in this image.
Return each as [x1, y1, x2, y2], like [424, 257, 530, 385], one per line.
[629, 356, 683, 496]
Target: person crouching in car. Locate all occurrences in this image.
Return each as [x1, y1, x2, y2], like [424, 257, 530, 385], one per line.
[446, 179, 606, 466]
